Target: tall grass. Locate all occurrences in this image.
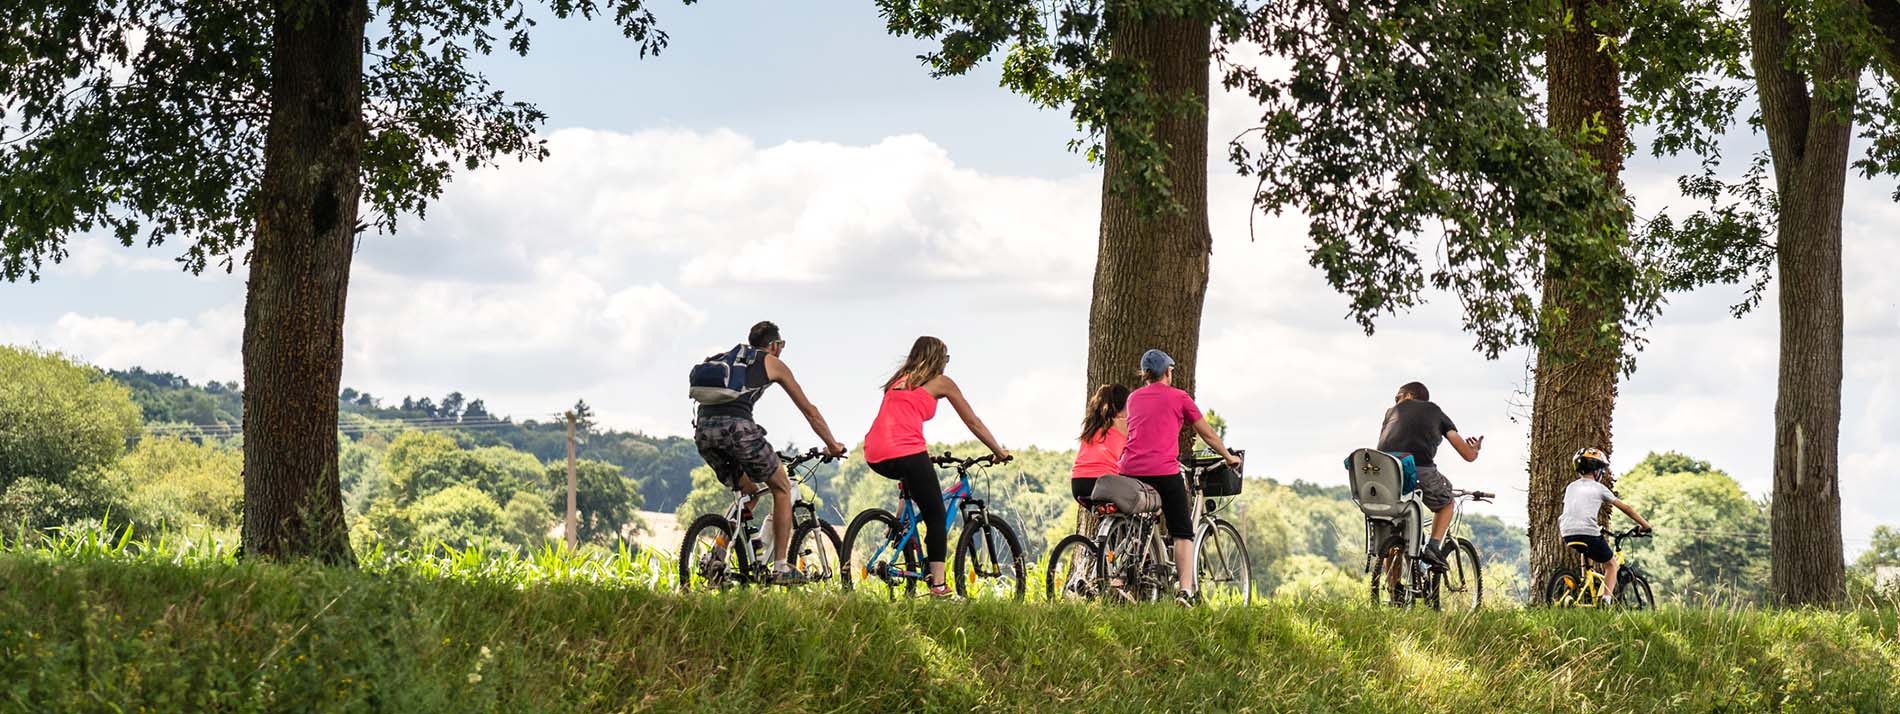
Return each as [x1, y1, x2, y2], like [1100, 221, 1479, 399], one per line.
[2, 522, 1897, 712]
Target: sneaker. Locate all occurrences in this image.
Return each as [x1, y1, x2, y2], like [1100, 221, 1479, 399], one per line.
[1174, 589, 1201, 608]
[1419, 544, 1448, 570]
[770, 568, 810, 586]
[924, 582, 962, 600]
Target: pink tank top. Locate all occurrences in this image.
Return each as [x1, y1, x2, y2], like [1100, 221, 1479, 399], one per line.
[1072, 426, 1126, 479]
[863, 385, 938, 463]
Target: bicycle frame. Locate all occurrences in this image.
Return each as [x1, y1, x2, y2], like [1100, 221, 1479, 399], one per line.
[862, 458, 1005, 584]
[1563, 528, 1647, 606]
[1087, 458, 1245, 602]
[1364, 488, 1486, 567]
[708, 450, 829, 579]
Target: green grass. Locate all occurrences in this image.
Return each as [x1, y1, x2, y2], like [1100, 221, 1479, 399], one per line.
[1, 528, 1897, 712]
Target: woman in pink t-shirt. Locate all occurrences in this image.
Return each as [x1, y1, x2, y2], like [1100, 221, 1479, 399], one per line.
[862, 335, 1011, 597]
[1071, 383, 1130, 501]
[1118, 349, 1241, 606]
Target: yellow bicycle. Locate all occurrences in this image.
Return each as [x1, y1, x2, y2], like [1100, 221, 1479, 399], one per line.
[1544, 527, 1655, 609]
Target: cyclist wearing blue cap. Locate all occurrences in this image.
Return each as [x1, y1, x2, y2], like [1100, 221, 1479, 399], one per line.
[1118, 348, 1241, 607]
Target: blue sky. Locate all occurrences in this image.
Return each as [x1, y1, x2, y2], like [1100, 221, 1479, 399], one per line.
[2, 5, 1895, 553]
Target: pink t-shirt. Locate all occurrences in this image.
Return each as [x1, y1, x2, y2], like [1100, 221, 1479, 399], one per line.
[1071, 426, 1126, 479]
[1117, 383, 1202, 477]
[863, 386, 938, 463]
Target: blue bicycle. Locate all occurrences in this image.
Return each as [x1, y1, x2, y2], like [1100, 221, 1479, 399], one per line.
[839, 452, 1026, 601]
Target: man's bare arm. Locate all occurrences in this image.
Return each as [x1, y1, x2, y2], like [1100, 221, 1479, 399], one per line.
[766, 355, 845, 456]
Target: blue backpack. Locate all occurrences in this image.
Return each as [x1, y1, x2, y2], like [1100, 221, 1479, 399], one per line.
[688, 345, 764, 405]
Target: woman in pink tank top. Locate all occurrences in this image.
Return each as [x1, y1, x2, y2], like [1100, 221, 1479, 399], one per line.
[1070, 383, 1130, 501]
[861, 335, 1011, 597]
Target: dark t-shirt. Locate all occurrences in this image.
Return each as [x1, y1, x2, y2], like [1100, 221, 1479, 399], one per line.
[1376, 399, 1458, 467]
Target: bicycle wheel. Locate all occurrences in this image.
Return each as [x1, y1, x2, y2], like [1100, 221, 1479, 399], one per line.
[1094, 517, 1146, 604]
[679, 514, 745, 592]
[1614, 568, 1656, 610]
[840, 508, 918, 599]
[1045, 534, 1103, 602]
[1434, 537, 1483, 613]
[1368, 535, 1414, 607]
[1543, 567, 1588, 608]
[788, 520, 843, 588]
[1194, 518, 1252, 606]
[954, 513, 1025, 601]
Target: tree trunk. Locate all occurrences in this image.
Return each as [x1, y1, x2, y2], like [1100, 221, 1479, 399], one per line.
[1085, 8, 1213, 405]
[240, 0, 369, 564]
[1527, 0, 1628, 603]
[1077, 6, 1212, 538]
[1750, 0, 1855, 606]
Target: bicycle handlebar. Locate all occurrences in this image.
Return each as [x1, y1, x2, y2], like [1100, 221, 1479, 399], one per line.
[930, 451, 1010, 469]
[780, 447, 840, 470]
[1181, 447, 1244, 469]
[1609, 526, 1653, 541]
[1451, 489, 1495, 502]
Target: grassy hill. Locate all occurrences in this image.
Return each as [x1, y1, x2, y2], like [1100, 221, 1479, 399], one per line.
[1, 540, 1894, 713]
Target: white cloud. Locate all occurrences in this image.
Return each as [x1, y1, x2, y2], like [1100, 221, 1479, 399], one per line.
[3, 307, 243, 379]
[378, 130, 1101, 304]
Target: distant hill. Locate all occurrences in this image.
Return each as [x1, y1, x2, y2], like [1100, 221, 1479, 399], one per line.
[106, 369, 706, 511]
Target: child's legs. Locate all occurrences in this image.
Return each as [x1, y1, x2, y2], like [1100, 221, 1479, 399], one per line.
[1602, 554, 1620, 598]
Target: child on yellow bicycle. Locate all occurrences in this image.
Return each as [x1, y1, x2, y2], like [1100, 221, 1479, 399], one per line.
[1561, 447, 1655, 606]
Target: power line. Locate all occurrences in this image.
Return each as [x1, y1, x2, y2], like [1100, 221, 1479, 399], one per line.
[141, 414, 522, 432]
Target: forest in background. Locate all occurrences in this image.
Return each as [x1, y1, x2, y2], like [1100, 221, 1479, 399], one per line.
[9, 344, 1890, 604]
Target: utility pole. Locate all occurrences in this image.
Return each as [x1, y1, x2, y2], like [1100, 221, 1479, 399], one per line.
[565, 410, 578, 550]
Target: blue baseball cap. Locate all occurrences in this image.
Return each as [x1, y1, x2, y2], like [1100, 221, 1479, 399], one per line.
[1140, 349, 1174, 375]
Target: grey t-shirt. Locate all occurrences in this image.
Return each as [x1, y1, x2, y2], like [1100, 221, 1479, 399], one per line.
[1560, 478, 1622, 537]
[1376, 399, 1457, 467]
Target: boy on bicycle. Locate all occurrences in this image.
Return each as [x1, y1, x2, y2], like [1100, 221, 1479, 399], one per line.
[1562, 447, 1654, 605]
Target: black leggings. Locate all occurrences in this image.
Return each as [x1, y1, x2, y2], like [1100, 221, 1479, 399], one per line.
[870, 452, 947, 564]
[1131, 474, 1194, 541]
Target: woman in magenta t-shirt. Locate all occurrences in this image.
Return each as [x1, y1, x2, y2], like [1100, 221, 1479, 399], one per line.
[862, 335, 1011, 597]
[1071, 383, 1131, 500]
[1118, 349, 1241, 606]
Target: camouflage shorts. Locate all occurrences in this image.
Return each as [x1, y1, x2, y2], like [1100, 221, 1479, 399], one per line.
[694, 417, 780, 490]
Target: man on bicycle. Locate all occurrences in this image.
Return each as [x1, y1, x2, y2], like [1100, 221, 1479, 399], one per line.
[693, 321, 847, 585]
[1376, 381, 1482, 569]
[1562, 447, 1654, 606]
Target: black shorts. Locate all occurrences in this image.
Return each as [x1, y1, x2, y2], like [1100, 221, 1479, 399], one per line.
[1564, 533, 1615, 564]
[1071, 477, 1098, 502]
[1128, 473, 1193, 541]
[693, 417, 779, 490]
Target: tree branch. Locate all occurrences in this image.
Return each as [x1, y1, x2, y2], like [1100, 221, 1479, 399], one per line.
[1866, 0, 1900, 73]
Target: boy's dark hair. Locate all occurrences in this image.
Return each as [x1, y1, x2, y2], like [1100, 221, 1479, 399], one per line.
[1398, 381, 1430, 402]
[749, 321, 782, 348]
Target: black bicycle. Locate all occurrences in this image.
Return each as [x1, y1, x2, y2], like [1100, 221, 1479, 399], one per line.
[1368, 488, 1490, 611]
[1046, 449, 1251, 605]
[678, 447, 842, 591]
